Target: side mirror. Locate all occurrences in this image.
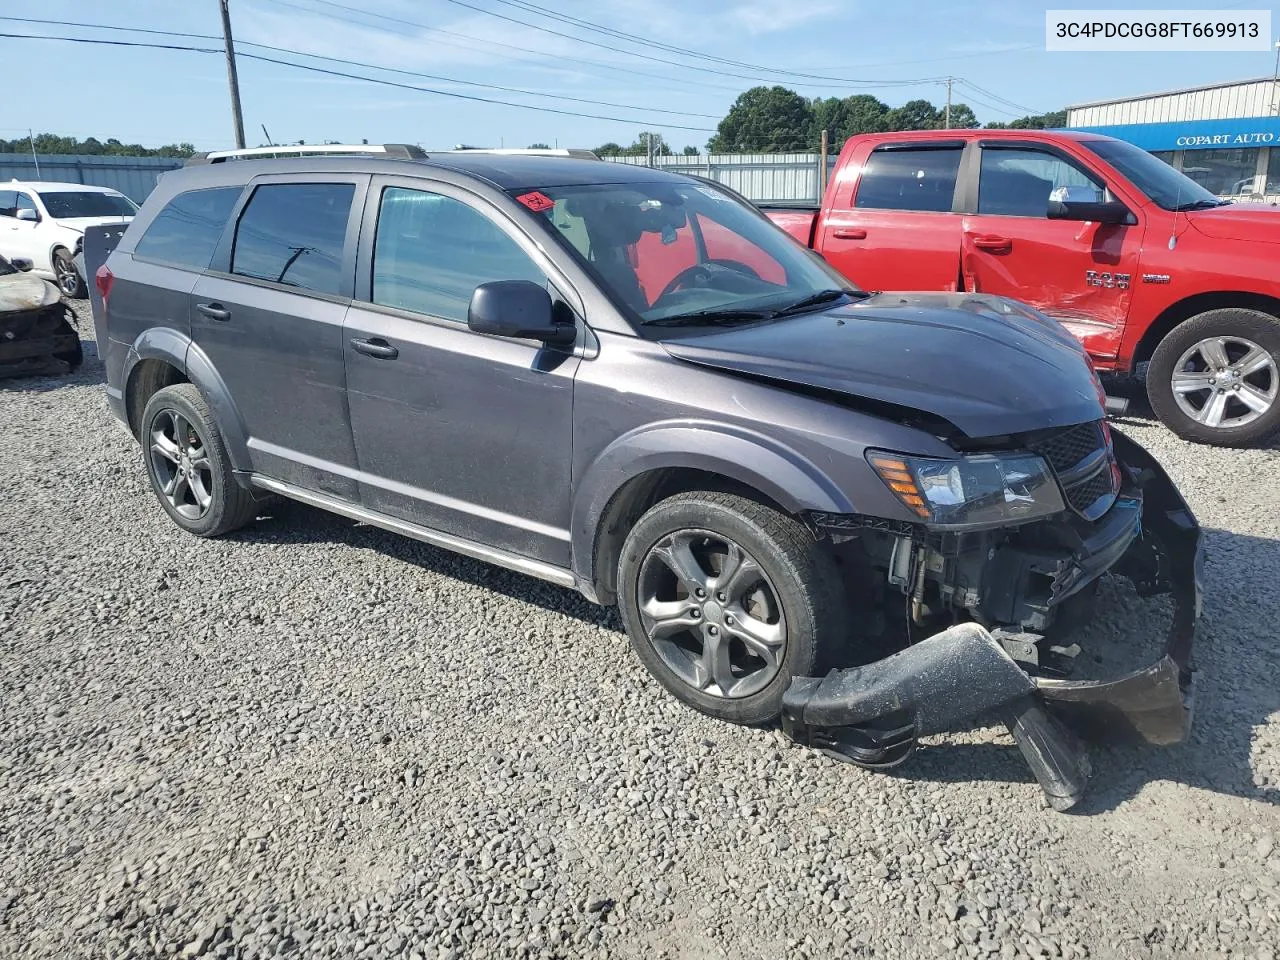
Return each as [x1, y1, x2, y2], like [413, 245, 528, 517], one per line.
[467, 280, 575, 346]
[1047, 186, 1133, 225]
[15, 208, 39, 223]
[10, 257, 33, 271]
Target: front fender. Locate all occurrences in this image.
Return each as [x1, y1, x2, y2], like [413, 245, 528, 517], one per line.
[570, 420, 856, 589]
[121, 331, 252, 473]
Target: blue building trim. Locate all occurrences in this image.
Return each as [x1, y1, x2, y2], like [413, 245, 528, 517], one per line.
[1066, 116, 1280, 152]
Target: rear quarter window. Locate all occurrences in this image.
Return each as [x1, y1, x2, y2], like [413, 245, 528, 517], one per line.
[133, 186, 243, 271]
[854, 146, 963, 213]
[231, 183, 355, 296]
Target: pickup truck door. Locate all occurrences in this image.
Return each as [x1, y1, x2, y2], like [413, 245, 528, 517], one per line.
[342, 178, 579, 566]
[960, 141, 1145, 364]
[816, 141, 965, 291]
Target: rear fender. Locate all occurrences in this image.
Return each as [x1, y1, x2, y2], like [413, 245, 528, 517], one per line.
[122, 331, 251, 473]
[570, 421, 855, 589]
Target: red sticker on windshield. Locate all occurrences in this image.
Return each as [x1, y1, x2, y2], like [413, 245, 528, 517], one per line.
[516, 191, 554, 212]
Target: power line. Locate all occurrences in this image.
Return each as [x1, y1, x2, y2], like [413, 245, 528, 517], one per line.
[0, 31, 717, 132]
[0, 16, 719, 119]
[256, 0, 752, 96]
[954, 79, 1045, 116]
[289, 0, 950, 89]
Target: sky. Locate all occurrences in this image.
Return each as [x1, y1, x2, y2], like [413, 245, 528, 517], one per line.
[2, 0, 1279, 153]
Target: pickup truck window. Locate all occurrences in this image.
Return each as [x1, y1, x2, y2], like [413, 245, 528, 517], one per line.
[978, 148, 1102, 218]
[854, 146, 962, 213]
[524, 181, 845, 327]
[1084, 138, 1221, 211]
[134, 186, 242, 271]
[371, 186, 545, 323]
[231, 183, 354, 295]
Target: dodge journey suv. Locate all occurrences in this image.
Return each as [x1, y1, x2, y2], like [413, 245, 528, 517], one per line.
[85, 144, 1203, 810]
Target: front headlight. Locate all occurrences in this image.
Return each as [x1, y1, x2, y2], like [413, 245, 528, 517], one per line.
[868, 450, 1065, 529]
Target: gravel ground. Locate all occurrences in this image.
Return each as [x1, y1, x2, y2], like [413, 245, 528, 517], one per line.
[2, 302, 1279, 960]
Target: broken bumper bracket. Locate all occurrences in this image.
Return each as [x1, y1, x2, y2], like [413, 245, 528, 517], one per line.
[782, 431, 1202, 811]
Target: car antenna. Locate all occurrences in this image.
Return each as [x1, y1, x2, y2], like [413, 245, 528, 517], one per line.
[1169, 164, 1185, 251]
[261, 123, 275, 147]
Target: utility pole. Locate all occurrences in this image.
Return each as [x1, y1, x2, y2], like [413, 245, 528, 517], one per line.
[1273, 40, 1280, 116]
[28, 129, 41, 178]
[944, 77, 953, 129]
[218, 0, 246, 148]
[818, 128, 829, 200]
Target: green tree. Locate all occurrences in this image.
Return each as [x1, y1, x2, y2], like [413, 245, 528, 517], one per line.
[811, 94, 889, 145]
[622, 132, 672, 157]
[885, 99, 941, 131]
[985, 109, 1068, 130]
[594, 142, 624, 157]
[0, 133, 196, 158]
[682, 145, 700, 156]
[943, 103, 980, 129]
[709, 85, 814, 153]
[528, 142, 551, 149]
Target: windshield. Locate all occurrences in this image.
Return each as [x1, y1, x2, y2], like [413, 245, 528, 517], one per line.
[516, 180, 856, 329]
[1084, 139, 1223, 211]
[37, 190, 138, 219]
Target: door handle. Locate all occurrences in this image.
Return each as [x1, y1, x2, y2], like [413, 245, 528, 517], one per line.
[349, 337, 399, 360]
[831, 227, 867, 240]
[972, 235, 1013, 253]
[196, 302, 230, 321]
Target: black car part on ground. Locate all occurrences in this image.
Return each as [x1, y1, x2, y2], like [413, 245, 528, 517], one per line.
[782, 429, 1201, 811]
[0, 265, 82, 378]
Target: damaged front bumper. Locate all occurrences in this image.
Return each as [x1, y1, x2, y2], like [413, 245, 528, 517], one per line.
[782, 431, 1202, 811]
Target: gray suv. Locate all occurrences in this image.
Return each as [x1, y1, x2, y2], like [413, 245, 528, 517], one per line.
[86, 144, 1202, 809]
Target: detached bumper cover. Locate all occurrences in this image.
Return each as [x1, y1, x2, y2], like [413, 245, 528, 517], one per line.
[782, 430, 1202, 810]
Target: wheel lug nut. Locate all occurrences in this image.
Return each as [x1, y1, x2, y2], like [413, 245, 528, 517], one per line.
[695, 588, 706, 599]
[708, 626, 718, 636]
[724, 615, 734, 625]
[716, 592, 726, 603]
[690, 609, 700, 619]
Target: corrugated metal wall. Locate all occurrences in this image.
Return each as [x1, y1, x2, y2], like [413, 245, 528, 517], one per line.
[1068, 79, 1280, 126]
[0, 154, 184, 202]
[604, 153, 838, 203]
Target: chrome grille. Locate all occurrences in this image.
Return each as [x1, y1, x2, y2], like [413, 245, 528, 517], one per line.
[1026, 420, 1119, 520]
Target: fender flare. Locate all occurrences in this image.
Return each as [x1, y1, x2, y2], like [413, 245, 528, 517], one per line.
[569, 420, 857, 589]
[122, 330, 252, 473]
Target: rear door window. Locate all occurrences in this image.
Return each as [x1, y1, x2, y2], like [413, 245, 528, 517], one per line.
[370, 186, 545, 323]
[134, 186, 242, 270]
[231, 183, 355, 295]
[854, 146, 963, 212]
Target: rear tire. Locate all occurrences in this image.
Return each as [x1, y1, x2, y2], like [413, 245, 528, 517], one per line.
[617, 491, 850, 726]
[52, 248, 86, 299]
[141, 384, 258, 537]
[1147, 308, 1280, 447]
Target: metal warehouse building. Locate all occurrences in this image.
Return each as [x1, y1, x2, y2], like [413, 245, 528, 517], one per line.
[1067, 77, 1280, 200]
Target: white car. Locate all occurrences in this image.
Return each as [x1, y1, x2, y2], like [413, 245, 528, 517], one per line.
[0, 180, 138, 298]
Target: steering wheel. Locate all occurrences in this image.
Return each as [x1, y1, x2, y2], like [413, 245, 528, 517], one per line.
[657, 259, 762, 301]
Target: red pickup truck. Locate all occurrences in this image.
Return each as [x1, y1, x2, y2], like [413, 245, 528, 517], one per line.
[764, 129, 1280, 446]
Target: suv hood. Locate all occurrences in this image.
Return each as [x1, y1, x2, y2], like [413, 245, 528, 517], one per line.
[1187, 204, 1280, 242]
[661, 292, 1103, 437]
[52, 215, 135, 232]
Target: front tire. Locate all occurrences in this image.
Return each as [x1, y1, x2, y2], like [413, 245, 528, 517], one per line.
[617, 491, 849, 726]
[53, 248, 86, 299]
[141, 384, 258, 537]
[1147, 308, 1280, 446]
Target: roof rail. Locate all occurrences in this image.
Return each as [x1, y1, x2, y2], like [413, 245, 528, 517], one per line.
[186, 143, 427, 165]
[449, 147, 601, 160]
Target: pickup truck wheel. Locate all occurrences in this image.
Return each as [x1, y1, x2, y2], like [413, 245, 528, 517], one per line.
[141, 384, 258, 537]
[617, 491, 849, 726]
[53, 248, 86, 299]
[1148, 308, 1280, 446]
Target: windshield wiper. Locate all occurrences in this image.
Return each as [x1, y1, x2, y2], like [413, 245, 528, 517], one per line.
[1171, 198, 1230, 211]
[771, 288, 861, 317]
[642, 308, 774, 328]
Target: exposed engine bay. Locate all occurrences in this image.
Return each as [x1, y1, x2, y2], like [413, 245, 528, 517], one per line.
[0, 258, 82, 379]
[789, 424, 1201, 811]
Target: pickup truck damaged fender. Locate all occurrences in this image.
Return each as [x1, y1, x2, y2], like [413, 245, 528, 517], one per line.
[781, 428, 1202, 811]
